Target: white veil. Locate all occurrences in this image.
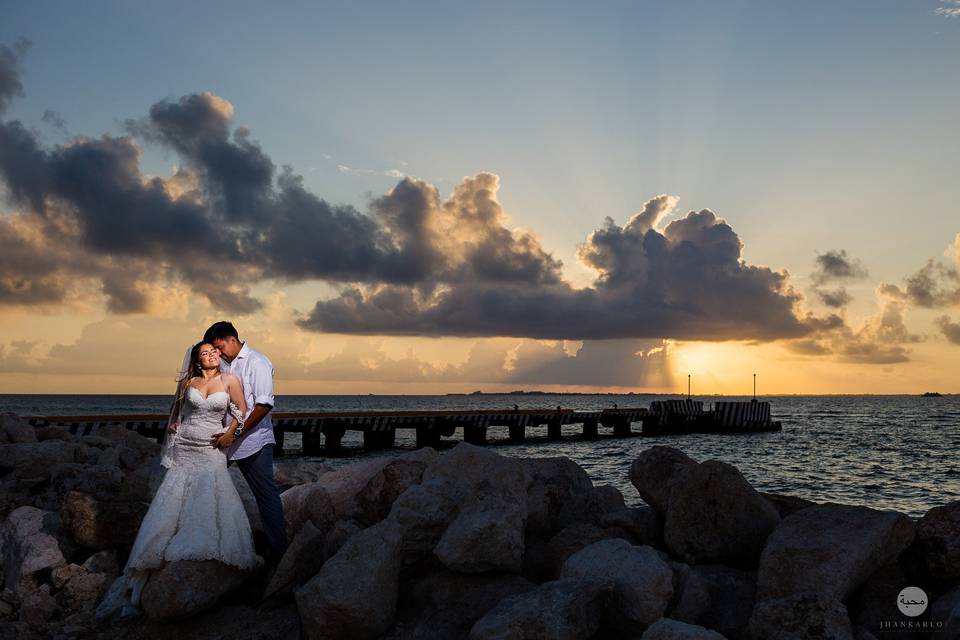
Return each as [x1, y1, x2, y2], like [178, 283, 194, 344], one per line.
[159, 342, 199, 468]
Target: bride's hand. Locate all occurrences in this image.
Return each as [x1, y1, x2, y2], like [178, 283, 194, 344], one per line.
[167, 421, 179, 434]
[210, 431, 236, 449]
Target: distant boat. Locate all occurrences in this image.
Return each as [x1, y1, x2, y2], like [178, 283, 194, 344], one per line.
[921, 392, 943, 397]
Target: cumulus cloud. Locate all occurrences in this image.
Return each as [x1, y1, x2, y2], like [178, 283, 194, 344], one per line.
[936, 316, 960, 345]
[0, 38, 29, 115]
[808, 249, 869, 309]
[937, 1, 960, 18]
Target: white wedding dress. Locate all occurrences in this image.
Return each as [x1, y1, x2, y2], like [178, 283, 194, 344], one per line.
[121, 387, 258, 606]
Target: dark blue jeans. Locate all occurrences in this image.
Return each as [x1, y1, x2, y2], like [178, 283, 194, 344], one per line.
[232, 444, 288, 565]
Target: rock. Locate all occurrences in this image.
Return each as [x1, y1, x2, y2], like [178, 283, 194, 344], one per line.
[324, 519, 363, 559]
[140, 560, 250, 621]
[264, 520, 327, 597]
[930, 585, 960, 639]
[280, 480, 336, 540]
[314, 457, 395, 517]
[60, 490, 149, 549]
[546, 522, 632, 580]
[846, 561, 911, 637]
[630, 446, 698, 514]
[761, 492, 817, 519]
[434, 491, 526, 573]
[1, 506, 66, 591]
[0, 442, 86, 479]
[229, 466, 264, 534]
[51, 563, 85, 589]
[756, 504, 916, 602]
[81, 549, 120, 577]
[746, 592, 854, 640]
[273, 461, 333, 489]
[561, 538, 674, 630]
[94, 425, 159, 459]
[690, 565, 757, 639]
[386, 477, 462, 561]
[60, 568, 109, 611]
[911, 500, 960, 585]
[35, 425, 74, 443]
[469, 578, 612, 640]
[664, 460, 780, 566]
[391, 571, 536, 640]
[354, 455, 433, 526]
[557, 484, 626, 530]
[667, 562, 711, 625]
[522, 457, 595, 537]
[18, 584, 59, 624]
[0, 413, 36, 444]
[296, 521, 403, 640]
[642, 618, 728, 639]
[599, 506, 660, 546]
[49, 463, 124, 498]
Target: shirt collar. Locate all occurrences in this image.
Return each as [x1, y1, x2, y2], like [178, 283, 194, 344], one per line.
[234, 342, 250, 361]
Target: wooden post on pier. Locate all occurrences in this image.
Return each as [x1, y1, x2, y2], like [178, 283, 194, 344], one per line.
[302, 426, 324, 456]
[322, 422, 345, 454]
[581, 418, 598, 440]
[464, 424, 487, 445]
[363, 428, 396, 450]
[274, 428, 286, 457]
[416, 424, 440, 449]
[508, 423, 525, 443]
[613, 418, 631, 437]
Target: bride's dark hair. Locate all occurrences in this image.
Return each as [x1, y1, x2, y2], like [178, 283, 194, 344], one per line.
[171, 342, 212, 418]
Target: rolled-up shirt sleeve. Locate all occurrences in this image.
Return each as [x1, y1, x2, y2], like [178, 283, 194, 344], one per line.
[249, 356, 275, 407]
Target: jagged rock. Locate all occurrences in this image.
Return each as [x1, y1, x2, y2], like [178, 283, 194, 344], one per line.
[599, 506, 660, 546]
[281, 480, 336, 540]
[0, 413, 36, 444]
[59, 568, 110, 611]
[522, 457, 595, 537]
[60, 490, 148, 549]
[296, 521, 403, 640]
[264, 520, 327, 597]
[469, 578, 612, 640]
[324, 519, 363, 559]
[313, 457, 395, 517]
[1, 506, 66, 591]
[354, 454, 433, 526]
[756, 504, 916, 602]
[667, 562, 711, 625]
[930, 585, 960, 639]
[93, 425, 160, 460]
[761, 492, 817, 519]
[18, 584, 59, 624]
[846, 561, 912, 637]
[690, 565, 757, 639]
[273, 461, 333, 489]
[386, 477, 462, 561]
[641, 618, 728, 639]
[434, 491, 526, 573]
[51, 563, 85, 589]
[545, 522, 632, 580]
[557, 484, 626, 529]
[630, 447, 698, 514]
[34, 425, 73, 443]
[229, 466, 264, 534]
[561, 538, 674, 630]
[746, 592, 855, 640]
[389, 571, 536, 640]
[911, 500, 960, 584]
[664, 460, 780, 566]
[81, 549, 120, 577]
[0, 442, 86, 479]
[140, 560, 250, 621]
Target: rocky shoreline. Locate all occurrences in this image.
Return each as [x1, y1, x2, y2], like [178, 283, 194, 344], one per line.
[0, 411, 957, 639]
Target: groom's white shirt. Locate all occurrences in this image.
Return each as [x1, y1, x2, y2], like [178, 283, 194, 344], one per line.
[219, 342, 276, 461]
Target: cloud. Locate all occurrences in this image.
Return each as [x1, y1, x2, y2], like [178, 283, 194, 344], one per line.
[936, 316, 960, 345]
[937, 1, 960, 18]
[0, 38, 29, 115]
[811, 249, 868, 285]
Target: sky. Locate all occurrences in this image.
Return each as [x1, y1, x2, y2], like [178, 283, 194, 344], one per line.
[1, 0, 959, 395]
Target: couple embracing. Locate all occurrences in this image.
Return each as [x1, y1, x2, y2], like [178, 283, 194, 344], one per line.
[119, 321, 287, 613]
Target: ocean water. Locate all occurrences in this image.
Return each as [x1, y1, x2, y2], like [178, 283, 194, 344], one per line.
[3, 394, 958, 518]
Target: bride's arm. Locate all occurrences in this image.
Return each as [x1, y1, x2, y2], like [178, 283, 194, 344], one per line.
[212, 374, 247, 448]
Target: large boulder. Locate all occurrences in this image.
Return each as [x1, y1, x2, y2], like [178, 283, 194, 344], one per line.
[641, 618, 728, 640]
[354, 452, 435, 526]
[630, 447, 698, 514]
[264, 520, 328, 597]
[761, 492, 817, 519]
[545, 522, 633, 580]
[690, 565, 757, 639]
[280, 480, 337, 540]
[296, 521, 403, 640]
[385, 476, 463, 561]
[599, 506, 660, 546]
[0, 442, 87, 479]
[390, 571, 536, 640]
[910, 500, 960, 585]
[522, 457, 595, 537]
[0, 413, 37, 444]
[666, 561, 711, 625]
[846, 561, 912, 638]
[273, 460, 334, 489]
[561, 538, 674, 630]
[663, 460, 780, 566]
[1, 506, 66, 591]
[60, 490, 149, 549]
[746, 592, 854, 640]
[756, 504, 916, 602]
[930, 585, 960, 639]
[140, 559, 250, 620]
[469, 578, 612, 640]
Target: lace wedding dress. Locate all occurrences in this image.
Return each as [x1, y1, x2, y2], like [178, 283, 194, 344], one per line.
[121, 387, 258, 607]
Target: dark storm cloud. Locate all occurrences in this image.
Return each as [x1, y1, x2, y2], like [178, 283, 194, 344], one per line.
[0, 39, 29, 115]
[936, 316, 960, 345]
[816, 287, 853, 308]
[300, 200, 816, 341]
[899, 260, 960, 308]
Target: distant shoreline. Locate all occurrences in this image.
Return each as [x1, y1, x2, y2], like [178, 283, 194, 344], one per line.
[0, 392, 954, 398]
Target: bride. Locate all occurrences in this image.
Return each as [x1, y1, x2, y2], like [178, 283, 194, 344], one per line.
[120, 341, 259, 612]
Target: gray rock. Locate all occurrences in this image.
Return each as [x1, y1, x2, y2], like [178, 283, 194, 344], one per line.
[562, 538, 674, 629]
[0, 413, 36, 444]
[846, 561, 911, 637]
[599, 506, 661, 546]
[18, 584, 59, 624]
[324, 519, 363, 559]
[60, 490, 149, 549]
[435, 492, 526, 573]
[630, 446, 698, 514]
[469, 578, 612, 640]
[264, 520, 327, 597]
[296, 521, 403, 640]
[59, 568, 110, 611]
[746, 592, 855, 640]
[354, 455, 432, 526]
[1, 506, 66, 591]
[386, 477, 462, 561]
[273, 461, 334, 489]
[911, 500, 960, 584]
[756, 503, 916, 602]
[546, 522, 632, 580]
[522, 457, 594, 538]
[140, 559, 250, 621]
[34, 425, 73, 442]
[642, 618, 728, 640]
[81, 549, 120, 577]
[690, 564, 757, 639]
[664, 460, 780, 566]
[760, 492, 817, 519]
[667, 562, 711, 625]
[281, 480, 336, 540]
[557, 484, 626, 530]
[390, 571, 536, 640]
[930, 585, 960, 640]
[0, 442, 86, 479]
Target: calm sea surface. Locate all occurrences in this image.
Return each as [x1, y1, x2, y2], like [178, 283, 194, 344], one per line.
[3, 394, 957, 518]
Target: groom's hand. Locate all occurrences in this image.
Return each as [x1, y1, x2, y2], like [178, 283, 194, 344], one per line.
[167, 421, 179, 434]
[211, 431, 236, 448]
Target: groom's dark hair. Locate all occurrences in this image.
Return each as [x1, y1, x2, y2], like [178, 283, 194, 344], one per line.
[203, 321, 239, 343]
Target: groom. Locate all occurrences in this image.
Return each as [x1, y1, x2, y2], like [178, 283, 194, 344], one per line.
[204, 321, 288, 567]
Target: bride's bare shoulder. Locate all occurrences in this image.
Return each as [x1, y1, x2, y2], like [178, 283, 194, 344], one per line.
[221, 372, 241, 388]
